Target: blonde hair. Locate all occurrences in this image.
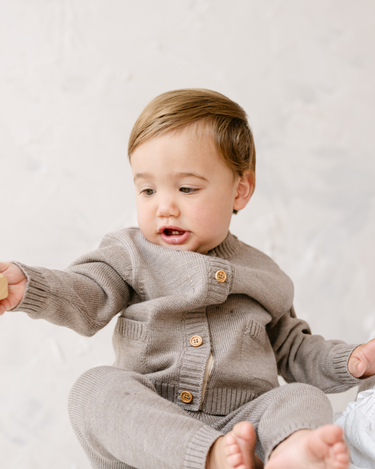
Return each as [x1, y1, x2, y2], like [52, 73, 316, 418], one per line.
[128, 89, 256, 212]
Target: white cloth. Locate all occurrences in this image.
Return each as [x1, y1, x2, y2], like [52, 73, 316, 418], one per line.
[335, 386, 375, 468]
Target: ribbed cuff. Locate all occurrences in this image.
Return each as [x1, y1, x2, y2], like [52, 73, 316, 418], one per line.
[184, 425, 223, 469]
[332, 343, 363, 385]
[10, 262, 49, 314]
[205, 258, 232, 305]
[333, 343, 375, 389]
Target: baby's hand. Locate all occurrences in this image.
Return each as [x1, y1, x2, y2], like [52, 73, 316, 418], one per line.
[0, 262, 27, 315]
[348, 339, 375, 378]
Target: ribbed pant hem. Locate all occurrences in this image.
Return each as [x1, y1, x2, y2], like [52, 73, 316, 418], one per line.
[264, 422, 325, 462]
[259, 385, 333, 461]
[184, 426, 223, 469]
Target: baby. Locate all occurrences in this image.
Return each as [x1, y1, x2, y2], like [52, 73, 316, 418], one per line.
[1, 88, 375, 469]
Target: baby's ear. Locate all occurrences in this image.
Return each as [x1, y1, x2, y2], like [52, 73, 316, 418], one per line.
[233, 171, 255, 212]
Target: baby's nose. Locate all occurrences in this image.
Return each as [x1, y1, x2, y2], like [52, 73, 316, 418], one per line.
[156, 198, 180, 218]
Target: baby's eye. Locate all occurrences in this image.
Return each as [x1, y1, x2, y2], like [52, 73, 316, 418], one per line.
[142, 189, 155, 196]
[180, 187, 198, 194]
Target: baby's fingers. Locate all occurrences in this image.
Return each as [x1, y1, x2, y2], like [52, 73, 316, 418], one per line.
[0, 263, 28, 315]
[348, 356, 366, 378]
[0, 298, 10, 315]
[348, 341, 375, 378]
[0, 280, 28, 315]
[359, 339, 375, 378]
[0, 261, 11, 274]
[0, 262, 27, 284]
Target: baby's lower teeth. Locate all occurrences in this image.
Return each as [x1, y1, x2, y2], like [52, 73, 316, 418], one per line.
[172, 231, 180, 235]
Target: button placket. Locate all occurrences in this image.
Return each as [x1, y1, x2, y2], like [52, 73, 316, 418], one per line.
[207, 259, 232, 306]
[178, 310, 211, 410]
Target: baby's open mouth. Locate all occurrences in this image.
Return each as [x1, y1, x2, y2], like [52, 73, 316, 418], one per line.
[164, 229, 185, 236]
[160, 227, 191, 244]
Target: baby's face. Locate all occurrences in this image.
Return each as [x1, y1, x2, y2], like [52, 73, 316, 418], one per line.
[131, 125, 243, 254]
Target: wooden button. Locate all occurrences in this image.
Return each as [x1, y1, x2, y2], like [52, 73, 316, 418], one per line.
[215, 270, 227, 283]
[190, 335, 203, 347]
[180, 391, 193, 403]
[0, 274, 8, 301]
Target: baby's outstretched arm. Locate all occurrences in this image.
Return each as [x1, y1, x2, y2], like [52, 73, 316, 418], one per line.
[0, 262, 27, 315]
[348, 339, 375, 378]
[0, 234, 132, 336]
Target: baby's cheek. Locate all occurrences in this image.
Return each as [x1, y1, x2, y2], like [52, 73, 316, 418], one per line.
[137, 212, 153, 239]
[196, 209, 229, 240]
[207, 203, 232, 227]
[193, 208, 215, 229]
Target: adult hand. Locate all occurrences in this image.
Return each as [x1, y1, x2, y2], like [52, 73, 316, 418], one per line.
[348, 338, 375, 378]
[0, 262, 27, 315]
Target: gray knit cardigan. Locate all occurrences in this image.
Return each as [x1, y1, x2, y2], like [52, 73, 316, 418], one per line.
[13, 228, 361, 414]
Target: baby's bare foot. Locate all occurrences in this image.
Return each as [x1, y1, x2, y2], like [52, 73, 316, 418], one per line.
[265, 424, 350, 469]
[206, 421, 263, 469]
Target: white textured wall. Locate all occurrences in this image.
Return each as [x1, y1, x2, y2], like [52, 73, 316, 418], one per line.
[1, 1, 374, 467]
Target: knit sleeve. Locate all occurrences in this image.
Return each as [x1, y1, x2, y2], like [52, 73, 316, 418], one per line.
[267, 306, 365, 393]
[11, 234, 132, 337]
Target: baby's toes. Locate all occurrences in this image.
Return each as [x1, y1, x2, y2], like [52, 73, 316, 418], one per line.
[227, 452, 245, 468]
[225, 433, 237, 447]
[224, 436, 244, 468]
[224, 441, 240, 457]
[332, 441, 350, 469]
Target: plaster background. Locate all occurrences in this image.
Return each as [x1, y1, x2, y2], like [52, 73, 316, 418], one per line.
[0, 1, 374, 467]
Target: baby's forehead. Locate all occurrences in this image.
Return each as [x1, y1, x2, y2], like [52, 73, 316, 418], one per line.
[131, 128, 228, 182]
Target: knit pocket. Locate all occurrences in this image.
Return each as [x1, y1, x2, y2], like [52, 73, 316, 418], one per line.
[113, 317, 148, 373]
[241, 319, 278, 385]
[241, 319, 266, 364]
[115, 316, 147, 341]
[244, 319, 265, 345]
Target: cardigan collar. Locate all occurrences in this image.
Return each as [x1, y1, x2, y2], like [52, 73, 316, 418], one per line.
[206, 231, 241, 260]
[137, 227, 241, 261]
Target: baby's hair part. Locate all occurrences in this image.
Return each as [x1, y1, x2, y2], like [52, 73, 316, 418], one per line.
[128, 88, 256, 212]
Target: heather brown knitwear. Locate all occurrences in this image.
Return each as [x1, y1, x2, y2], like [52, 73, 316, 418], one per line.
[12, 228, 363, 468]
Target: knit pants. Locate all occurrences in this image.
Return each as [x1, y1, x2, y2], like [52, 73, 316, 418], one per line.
[68, 366, 333, 469]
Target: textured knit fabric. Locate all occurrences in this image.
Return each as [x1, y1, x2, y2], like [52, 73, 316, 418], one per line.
[11, 227, 365, 467]
[68, 366, 333, 468]
[12, 228, 361, 405]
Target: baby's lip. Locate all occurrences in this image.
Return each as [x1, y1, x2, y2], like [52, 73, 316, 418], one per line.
[158, 225, 191, 245]
[158, 225, 187, 234]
